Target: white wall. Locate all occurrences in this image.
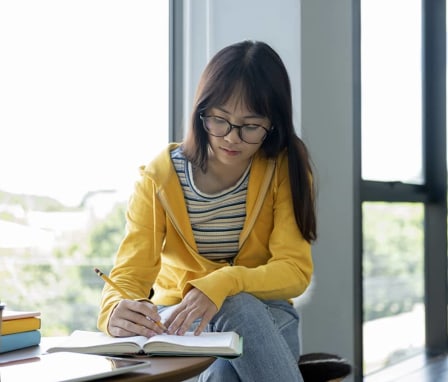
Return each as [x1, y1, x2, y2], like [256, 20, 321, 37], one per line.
[300, 2, 357, 381]
[182, 1, 357, 381]
[182, 0, 301, 134]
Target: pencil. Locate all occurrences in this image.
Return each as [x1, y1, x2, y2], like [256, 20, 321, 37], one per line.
[94, 267, 167, 331]
[94, 267, 133, 299]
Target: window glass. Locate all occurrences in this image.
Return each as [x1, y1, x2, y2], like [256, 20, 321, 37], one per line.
[362, 202, 424, 375]
[361, 0, 423, 183]
[0, 0, 169, 335]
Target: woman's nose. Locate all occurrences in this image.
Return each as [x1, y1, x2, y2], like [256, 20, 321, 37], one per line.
[224, 126, 242, 143]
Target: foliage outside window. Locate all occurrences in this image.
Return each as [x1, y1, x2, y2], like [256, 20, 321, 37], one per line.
[0, 1, 168, 335]
[362, 202, 424, 374]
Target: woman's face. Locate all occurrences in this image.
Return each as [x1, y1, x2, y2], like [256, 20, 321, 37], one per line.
[204, 96, 271, 169]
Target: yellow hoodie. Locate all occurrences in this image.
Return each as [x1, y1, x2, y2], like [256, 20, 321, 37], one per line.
[97, 143, 313, 334]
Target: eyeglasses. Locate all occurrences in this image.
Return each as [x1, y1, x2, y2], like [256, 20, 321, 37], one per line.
[199, 114, 272, 144]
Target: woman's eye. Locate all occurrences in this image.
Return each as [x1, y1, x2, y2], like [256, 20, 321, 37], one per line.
[212, 117, 227, 125]
[243, 125, 260, 131]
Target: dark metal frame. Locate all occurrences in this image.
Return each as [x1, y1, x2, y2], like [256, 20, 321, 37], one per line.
[422, 0, 447, 355]
[352, 2, 363, 381]
[169, 0, 184, 143]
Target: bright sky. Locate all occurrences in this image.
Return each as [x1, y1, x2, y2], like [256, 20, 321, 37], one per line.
[361, 0, 423, 184]
[0, 1, 169, 206]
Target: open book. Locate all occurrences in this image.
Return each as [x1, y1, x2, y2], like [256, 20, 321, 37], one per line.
[46, 330, 242, 358]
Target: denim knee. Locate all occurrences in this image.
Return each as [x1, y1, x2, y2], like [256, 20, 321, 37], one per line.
[204, 293, 302, 382]
[210, 292, 267, 329]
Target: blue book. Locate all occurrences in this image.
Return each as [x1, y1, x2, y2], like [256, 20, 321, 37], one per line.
[0, 330, 41, 353]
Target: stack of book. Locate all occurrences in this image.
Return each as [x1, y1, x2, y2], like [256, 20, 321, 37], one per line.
[0, 310, 41, 353]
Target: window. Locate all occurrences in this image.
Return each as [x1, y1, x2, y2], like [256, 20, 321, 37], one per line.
[0, 0, 169, 335]
[362, 202, 424, 374]
[361, 0, 447, 377]
[361, 0, 423, 184]
[361, 0, 425, 374]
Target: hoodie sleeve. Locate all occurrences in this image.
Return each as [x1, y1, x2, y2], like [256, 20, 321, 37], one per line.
[97, 168, 165, 334]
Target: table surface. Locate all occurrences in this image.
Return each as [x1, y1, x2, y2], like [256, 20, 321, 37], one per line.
[0, 337, 215, 382]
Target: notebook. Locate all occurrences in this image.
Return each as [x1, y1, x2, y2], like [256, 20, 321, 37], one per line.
[2, 310, 41, 320]
[47, 330, 242, 358]
[0, 352, 149, 382]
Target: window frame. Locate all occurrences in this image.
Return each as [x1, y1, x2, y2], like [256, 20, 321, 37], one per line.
[357, 0, 447, 377]
[169, 0, 184, 142]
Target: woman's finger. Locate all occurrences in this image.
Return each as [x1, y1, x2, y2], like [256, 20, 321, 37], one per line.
[109, 299, 164, 337]
[165, 288, 217, 335]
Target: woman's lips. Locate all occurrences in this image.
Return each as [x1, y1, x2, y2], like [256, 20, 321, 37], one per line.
[221, 147, 240, 156]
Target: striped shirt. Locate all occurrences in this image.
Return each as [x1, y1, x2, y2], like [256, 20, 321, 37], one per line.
[171, 147, 250, 262]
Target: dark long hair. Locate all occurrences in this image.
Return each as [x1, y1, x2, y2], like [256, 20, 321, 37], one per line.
[183, 40, 316, 243]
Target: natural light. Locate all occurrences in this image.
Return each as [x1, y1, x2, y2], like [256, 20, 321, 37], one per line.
[0, 0, 169, 335]
[0, 0, 169, 206]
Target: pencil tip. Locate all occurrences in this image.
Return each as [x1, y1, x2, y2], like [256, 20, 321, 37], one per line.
[94, 267, 101, 275]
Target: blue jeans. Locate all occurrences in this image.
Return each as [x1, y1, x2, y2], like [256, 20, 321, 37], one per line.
[159, 293, 304, 382]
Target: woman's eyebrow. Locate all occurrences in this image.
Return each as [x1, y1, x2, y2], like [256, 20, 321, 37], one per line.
[213, 106, 264, 119]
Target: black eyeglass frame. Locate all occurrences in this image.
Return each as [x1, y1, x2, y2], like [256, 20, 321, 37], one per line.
[199, 114, 273, 144]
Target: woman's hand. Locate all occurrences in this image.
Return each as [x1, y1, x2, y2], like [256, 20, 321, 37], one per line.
[164, 288, 218, 336]
[108, 299, 165, 337]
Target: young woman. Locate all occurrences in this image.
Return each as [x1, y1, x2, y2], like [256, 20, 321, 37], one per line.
[98, 40, 316, 382]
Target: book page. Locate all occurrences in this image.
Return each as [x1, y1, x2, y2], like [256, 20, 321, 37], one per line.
[144, 332, 241, 355]
[2, 310, 41, 320]
[147, 332, 234, 347]
[47, 331, 149, 354]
